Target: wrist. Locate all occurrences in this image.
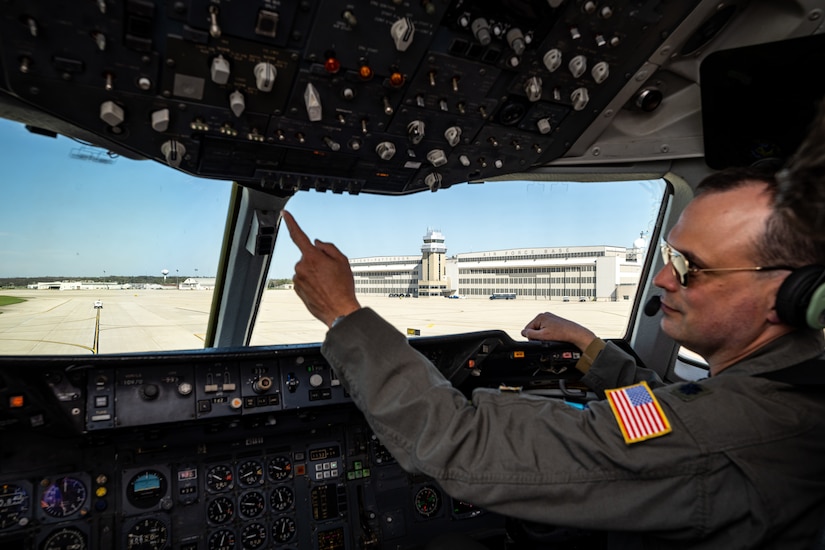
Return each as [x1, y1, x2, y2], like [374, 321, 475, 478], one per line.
[327, 305, 361, 328]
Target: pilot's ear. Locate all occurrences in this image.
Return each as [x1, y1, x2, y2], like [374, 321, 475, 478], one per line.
[767, 271, 794, 326]
[775, 266, 825, 329]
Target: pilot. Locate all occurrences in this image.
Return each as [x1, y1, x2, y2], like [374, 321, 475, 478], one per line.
[282, 159, 825, 547]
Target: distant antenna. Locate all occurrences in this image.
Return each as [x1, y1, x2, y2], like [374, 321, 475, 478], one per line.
[69, 146, 118, 164]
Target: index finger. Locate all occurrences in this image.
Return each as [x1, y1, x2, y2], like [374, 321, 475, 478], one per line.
[282, 210, 314, 252]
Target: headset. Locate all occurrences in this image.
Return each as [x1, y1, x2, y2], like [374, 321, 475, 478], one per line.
[775, 265, 825, 330]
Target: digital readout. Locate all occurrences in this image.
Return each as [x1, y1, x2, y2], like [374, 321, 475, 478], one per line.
[308, 445, 340, 461]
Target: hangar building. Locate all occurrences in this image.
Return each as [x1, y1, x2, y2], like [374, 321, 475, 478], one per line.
[350, 230, 644, 301]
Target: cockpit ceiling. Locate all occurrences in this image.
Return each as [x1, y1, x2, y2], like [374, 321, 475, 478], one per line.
[0, 0, 729, 196]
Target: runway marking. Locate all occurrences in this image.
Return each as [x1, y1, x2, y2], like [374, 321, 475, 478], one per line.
[176, 307, 211, 314]
[93, 308, 100, 354]
[44, 300, 71, 313]
[0, 337, 94, 353]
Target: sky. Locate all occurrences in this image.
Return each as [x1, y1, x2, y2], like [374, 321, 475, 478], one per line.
[0, 118, 664, 279]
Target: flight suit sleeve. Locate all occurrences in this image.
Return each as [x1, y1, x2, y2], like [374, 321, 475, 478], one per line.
[320, 308, 731, 536]
[576, 338, 667, 395]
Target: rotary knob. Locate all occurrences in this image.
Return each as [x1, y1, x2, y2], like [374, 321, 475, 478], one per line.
[140, 383, 160, 401]
[376, 141, 397, 160]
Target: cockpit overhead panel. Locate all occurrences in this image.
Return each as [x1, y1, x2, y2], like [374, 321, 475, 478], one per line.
[0, 0, 704, 195]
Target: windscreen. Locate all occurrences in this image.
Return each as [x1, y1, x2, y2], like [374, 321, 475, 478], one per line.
[253, 178, 666, 345]
[0, 118, 666, 355]
[0, 119, 230, 355]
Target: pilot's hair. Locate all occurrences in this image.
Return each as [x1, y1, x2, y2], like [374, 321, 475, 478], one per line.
[776, 99, 825, 242]
[695, 167, 823, 268]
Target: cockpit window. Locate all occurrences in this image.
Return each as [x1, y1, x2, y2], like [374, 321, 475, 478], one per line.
[0, 119, 665, 355]
[0, 120, 230, 355]
[252, 178, 666, 345]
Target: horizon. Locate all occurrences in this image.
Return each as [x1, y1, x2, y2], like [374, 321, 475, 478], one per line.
[1, 118, 663, 279]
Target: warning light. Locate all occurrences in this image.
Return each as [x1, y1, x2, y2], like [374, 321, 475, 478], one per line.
[358, 65, 374, 80]
[389, 71, 405, 87]
[9, 394, 24, 408]
[324, 57, 341, 74]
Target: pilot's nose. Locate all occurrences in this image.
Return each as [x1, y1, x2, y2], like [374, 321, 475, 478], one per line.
[653, 263, 679, 291]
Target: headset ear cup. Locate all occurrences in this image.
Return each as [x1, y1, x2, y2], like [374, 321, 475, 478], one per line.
[807, 281, 825, 330]
[775, 265, 825, 329]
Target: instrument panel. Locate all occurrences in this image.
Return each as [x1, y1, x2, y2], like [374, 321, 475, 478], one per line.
[0, 331, 590, 549]
[0, 0, 705, 195]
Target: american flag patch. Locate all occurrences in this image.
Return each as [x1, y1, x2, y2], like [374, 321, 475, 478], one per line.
[605, 381, 672, 444]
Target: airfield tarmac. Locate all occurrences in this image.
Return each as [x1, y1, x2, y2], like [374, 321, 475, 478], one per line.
[0, 289, 633, 355]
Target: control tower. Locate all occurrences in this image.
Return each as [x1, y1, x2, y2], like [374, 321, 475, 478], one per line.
[419, 229, 448, 296]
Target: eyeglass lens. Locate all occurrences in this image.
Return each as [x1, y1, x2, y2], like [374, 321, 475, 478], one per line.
[661, 243, 689, 286]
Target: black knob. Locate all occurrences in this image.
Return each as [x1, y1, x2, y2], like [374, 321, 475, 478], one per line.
[140, 383, 160, 401]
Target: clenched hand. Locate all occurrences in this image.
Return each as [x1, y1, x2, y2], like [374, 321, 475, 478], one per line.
[521, 311, 597, 352]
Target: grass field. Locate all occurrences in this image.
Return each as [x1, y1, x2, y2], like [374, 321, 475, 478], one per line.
[0, 295, 26, 309]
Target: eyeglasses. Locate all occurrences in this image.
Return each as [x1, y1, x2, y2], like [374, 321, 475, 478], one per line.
[660, 241, 792, 287]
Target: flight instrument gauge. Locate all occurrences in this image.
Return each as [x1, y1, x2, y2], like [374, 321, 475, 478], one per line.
[272, 516, 296, 542]
[205, 464, 233, 492]
[125, 517, 169, 550]
[126, 470, 168, 509]
[207, 528, 236, 550]
[237, 460, 264, 487]
[270, 486, 294, 512]
[207, 496, 234, 524]
[414, 486, 441, 517]
[267, 456, 292, 481]
[238, 491, 265, 518]
[41, 527, 87, 550]
[40, 476, 87, 519]
[0, 482, 30, 530]
[240, 522, 267, 549]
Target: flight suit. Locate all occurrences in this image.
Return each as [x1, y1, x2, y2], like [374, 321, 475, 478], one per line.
[321, 307, 825, 548]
